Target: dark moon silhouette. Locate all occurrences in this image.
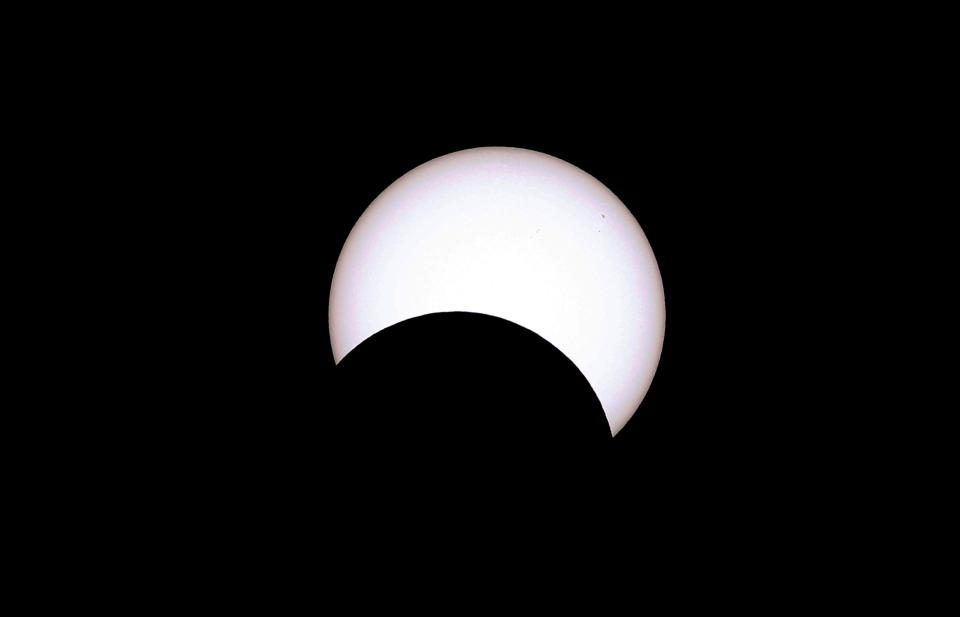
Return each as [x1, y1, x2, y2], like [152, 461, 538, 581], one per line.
[326, 312, 612, 485]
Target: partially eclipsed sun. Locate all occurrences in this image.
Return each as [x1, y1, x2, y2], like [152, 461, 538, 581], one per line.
[329, 147, 665, 435]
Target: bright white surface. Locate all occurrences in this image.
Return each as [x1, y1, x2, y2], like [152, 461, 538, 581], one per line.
[329, 147, 665, 435]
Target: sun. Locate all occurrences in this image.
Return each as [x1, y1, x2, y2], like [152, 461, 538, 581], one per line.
[329, 147, 664, 435]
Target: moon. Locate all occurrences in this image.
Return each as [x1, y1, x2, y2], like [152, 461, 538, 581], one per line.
[329, 147, 665, 435]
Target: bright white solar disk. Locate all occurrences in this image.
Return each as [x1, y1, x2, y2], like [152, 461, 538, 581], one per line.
[329, 147, 665, 435]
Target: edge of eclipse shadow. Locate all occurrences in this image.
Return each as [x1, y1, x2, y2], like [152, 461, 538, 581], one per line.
[332, 310, 620, 438]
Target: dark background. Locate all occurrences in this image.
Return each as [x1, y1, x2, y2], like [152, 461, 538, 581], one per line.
[41, 21, 915, 600]
[122, 59, 845, 572]
[43, 15, 907, 601]
[199, 103, 813, 513]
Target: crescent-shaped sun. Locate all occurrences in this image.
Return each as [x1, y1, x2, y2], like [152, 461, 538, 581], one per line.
[329, 147, 665, 435]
